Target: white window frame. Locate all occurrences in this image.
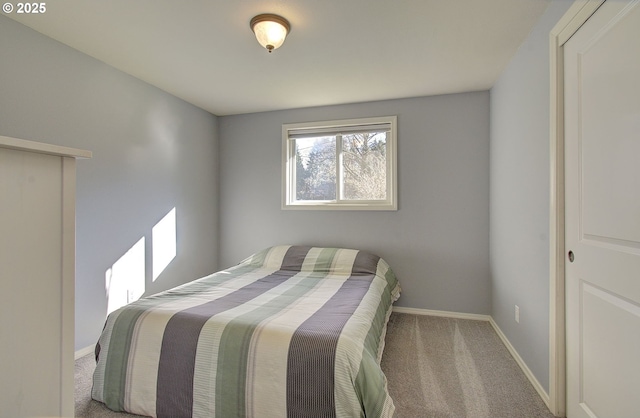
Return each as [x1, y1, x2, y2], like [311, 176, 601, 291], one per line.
[282, 115, 397, 210]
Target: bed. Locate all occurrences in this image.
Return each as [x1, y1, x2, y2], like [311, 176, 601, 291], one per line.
[92, 245, 401, 418]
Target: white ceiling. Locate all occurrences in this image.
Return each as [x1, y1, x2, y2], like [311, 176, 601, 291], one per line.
[7, 0, 550, 116]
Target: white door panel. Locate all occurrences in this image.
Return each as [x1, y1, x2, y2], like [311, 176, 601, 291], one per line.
[564, 1, 640, 417]
[581, 282, 640, 417]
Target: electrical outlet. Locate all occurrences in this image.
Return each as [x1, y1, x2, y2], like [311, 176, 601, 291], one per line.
[515, 305, 520, 323]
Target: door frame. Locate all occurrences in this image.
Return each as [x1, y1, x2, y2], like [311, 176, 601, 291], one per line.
[548, 1, 605, 416]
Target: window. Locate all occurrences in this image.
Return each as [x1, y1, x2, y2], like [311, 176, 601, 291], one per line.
[282, 116, 397, 210]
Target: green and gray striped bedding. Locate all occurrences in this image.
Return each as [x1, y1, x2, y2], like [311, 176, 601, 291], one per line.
[92, 245, 401, 417]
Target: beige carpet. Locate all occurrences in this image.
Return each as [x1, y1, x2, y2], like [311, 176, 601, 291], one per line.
[76, 313, 554, 417]
[381, 313, 554, 418]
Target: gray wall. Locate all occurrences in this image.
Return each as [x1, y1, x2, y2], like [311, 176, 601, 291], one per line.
[219, 92, 491, 315]
[0, 16, 219, 350]
[489, 0, 572, 394]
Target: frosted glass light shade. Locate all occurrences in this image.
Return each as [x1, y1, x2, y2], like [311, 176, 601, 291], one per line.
[250, 14, 290, 53]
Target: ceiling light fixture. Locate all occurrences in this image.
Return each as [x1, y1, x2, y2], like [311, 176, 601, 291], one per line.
[250, 14, 290, 53]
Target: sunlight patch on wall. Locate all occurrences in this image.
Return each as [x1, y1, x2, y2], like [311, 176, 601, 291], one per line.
[152, 207, 177, 281]
[104, 207, 178, 316]
[105, 237, 145, 315]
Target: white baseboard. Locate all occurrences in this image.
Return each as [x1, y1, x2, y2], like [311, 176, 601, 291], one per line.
[75, 344, 95, 360]
[392, 306, 491, 322]
[392, 306, 550, 410]
[488, 318, 551, 408]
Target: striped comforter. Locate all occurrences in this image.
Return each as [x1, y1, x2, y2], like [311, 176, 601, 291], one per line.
[92, 245, 401, 418]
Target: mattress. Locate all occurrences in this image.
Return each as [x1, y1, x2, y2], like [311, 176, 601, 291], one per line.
[92, 245, 400, 417]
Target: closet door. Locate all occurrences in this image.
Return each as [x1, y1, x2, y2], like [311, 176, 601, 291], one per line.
[564, 1, 640, 417]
